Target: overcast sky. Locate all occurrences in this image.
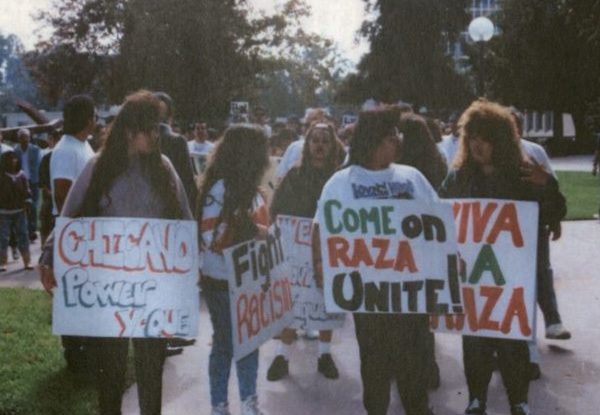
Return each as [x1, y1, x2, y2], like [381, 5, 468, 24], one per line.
[0, 0, 370, 65]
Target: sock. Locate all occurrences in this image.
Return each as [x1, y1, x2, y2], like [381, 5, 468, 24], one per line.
[277, 342, 290, 359]
[318, 341, 331, 356]
[528, 340, 540, 364]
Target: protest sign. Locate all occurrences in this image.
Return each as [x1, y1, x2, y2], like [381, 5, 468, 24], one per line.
[224, 224, 294, 360]
[53, 217, 200, 338]
[431, 199, 538, 340]
[230, 101, 249, 122]
[316, 198, 460, 314]
[277, 215, 345, 331]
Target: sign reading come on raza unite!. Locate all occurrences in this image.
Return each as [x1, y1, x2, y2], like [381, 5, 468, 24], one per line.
[316, 198, 462, 315]
[431, 199, 538, 340]
[53, 217, 200, 338]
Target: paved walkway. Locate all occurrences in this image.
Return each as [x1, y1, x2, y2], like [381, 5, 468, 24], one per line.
[4, 220, 597, 415]
[1, 155, 597, 415]
[120, 220, 600, 415]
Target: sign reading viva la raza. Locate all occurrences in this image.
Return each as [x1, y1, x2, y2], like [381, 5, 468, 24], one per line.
[277, 215, 345, 331]
[53, 217, 200, 338]
[224, 224, 294, 360]
[317, 199, 461, 314]
[431, 199, 538, 340]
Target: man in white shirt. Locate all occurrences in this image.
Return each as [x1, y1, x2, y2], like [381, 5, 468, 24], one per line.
[511, 107, 571, 383]
[48, 94, 97, 375]
[50, 95, 96, 217]
[187, 121, 214, 155]
[437, 112, 460, 166]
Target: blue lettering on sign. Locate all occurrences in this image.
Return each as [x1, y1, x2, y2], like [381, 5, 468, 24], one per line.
[352, 181, 415, 199]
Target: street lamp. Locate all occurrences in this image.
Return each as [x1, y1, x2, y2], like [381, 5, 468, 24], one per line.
[468, 16, 494, 97]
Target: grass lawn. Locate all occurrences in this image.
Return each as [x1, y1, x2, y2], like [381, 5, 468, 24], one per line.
[556, 170, 599, 220]
[0, 288, 99, 415]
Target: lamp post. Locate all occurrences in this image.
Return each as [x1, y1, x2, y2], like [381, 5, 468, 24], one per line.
[468, 16, 494, 97]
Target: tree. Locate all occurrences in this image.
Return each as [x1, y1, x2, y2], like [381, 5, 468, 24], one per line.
[27, 0, 344, 123]
[0, 32, 44, 113]
[490, 0, 600, 147]
[338, 0, 472, 111]
[250, 4, 350, 117]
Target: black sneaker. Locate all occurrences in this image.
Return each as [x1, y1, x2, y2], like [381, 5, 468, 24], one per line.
[317, 353, 339, 379]
[511, 403, 532, 415]
[267, 355, 288, 381]
[465, 398, 487, 415]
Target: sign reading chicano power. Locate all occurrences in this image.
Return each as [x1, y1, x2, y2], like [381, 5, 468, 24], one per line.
[316, 198, 461, 314]
[53, 217, 200, 338]
[431, 199, 538, 340]
[223, 224, 294, 360]
[277, 215, 345, 331]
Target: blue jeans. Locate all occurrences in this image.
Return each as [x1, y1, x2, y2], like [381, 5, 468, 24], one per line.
[28, 181, 39, 235]
[537, 229, 561, 327]
[204, 289, 259, 407]
[0, 211, 29, 256]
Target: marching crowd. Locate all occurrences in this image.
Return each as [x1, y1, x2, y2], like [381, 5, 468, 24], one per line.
[0, 90, 576, 415]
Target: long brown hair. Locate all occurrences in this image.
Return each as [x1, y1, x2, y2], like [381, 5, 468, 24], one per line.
[196, 124, 269, 241]
[299, 121, 345, 174]
[453, 99, 526, 176]
[77, 90, 183, 218]
[397, 113, 448, 188]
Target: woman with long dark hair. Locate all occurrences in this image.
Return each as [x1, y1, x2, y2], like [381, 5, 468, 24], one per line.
[196, 124, 270, 415]
[39, 90, 192, 415]
[266, 121, 346, 381]
[439, 100, 566, 415]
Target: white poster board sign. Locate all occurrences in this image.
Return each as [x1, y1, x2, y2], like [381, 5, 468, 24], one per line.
[277, 215, 345, 331]
[316, 198, 460, 314]
[224, 224, 294, 360]
[53, 217, 200, 338]
[431, 199, 538, 340]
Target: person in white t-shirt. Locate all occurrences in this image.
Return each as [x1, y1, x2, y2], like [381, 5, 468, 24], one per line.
[313, 107, 438, 415]
[437, 112, 460, 166]
[510, 108, 571, 383]
[50, 95, 96, 217]
[47, 94, 96, 376]
[187, 121, 215, 155]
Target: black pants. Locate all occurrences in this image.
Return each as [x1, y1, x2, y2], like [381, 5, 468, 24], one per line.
[89, 337, 167, 415]
[462, 336, 529, 406]
[353, 313, 432, 415]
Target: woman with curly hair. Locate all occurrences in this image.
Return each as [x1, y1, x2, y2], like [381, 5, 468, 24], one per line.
[39, 90, 193, 415]
[196, 124, 270, 415]
[439, 100, 566, 415]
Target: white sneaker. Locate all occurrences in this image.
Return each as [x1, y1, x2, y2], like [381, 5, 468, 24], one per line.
[304, 329, 319, 340]
[545, 323, 571, 340]
[211, 402, 231, 415]
[241, 395, 265, 415]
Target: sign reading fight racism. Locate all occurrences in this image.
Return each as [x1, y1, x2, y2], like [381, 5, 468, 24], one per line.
[316, 199, 461, 314]
[53, 217, 200, 338]
[223, 224, 294, 360]
[277, 215, 345, 331]
[431, 199, 538, 340]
